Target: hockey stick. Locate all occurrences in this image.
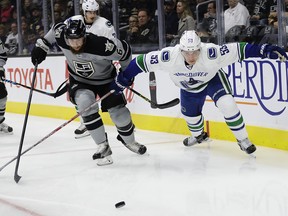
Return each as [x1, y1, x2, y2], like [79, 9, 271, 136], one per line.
[3, 78, 68, 98]
[0, 90, 114, 175]
[14, 63, 39, 183]
[113, 63, 179, 109]
[127, 86, 179, 109]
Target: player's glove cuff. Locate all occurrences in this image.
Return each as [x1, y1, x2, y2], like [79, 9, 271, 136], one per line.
[35, 38, 50, 52]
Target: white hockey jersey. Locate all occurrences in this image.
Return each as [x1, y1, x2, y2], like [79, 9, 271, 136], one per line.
[136, 42, 245, 93]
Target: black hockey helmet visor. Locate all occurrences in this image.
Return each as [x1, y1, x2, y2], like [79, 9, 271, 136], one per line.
[65, 19, 86, 39]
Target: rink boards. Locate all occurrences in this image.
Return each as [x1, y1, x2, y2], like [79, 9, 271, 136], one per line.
[4, 55, 288, 150]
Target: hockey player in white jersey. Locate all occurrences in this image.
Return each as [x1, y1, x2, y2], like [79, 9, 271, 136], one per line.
[31, 18, 147, 165]
[111, 30, 288, 155]
[68, 0, 118, 138]
[0, 40, 13, 134]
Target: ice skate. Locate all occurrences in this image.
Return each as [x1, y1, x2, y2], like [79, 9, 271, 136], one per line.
[183, 131, 209, 146]
[237, 138, 256, 155]
[92, 141, 113, 166]
[117, 135, 147, 155]
[0, 121, 13, 135]
[74, 123, 90, 139]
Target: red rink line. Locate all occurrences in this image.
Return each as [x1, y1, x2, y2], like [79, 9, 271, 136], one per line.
[0, 198, 44, 216]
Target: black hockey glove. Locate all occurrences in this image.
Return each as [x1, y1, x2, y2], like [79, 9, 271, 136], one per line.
[260, 44, 288, 61]
[0, 67, 5, 82]
[110, 71, 134, 94]
[31, 38, 50, 65]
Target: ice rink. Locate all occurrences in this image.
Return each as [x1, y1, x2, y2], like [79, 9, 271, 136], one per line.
[1, 113, 288, 216]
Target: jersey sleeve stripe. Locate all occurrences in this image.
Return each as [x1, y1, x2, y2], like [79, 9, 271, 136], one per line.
[238, 42, 247, 61]
[135, 54, 148, 72]
[120, 40, 132, 61]
[218, 69, 232, 94]
[0, 52, 7, 63]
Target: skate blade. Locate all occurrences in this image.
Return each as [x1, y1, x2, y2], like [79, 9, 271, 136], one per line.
[75, 133, 90, 139]
[97, 156, 113, 166]
[205, 138, 212, 143]
[0, 131, 13, 135]
[249, 153, 256, 159]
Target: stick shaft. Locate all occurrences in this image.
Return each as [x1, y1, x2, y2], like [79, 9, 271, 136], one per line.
[14, 63, 39, 182]
[3, 79, 55, 97]
[128, 87, 158, 106]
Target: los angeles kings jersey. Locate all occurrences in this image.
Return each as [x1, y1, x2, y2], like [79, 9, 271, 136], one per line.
[44, 22, 130, 85]
[136, 42, 247, 93]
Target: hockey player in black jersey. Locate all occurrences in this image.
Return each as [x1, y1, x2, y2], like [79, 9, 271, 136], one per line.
[68, 0, 120, 138]
[31, 19, 147, 166]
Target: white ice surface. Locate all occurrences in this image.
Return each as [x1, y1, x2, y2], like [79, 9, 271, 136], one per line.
[0, 113, 288, 216]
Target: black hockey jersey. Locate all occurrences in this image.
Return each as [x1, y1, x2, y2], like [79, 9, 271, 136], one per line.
[43, 22, 131, 85]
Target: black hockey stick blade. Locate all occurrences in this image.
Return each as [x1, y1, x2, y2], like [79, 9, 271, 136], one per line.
[155, 98, 180, 109]
[14, 172, 21, 183]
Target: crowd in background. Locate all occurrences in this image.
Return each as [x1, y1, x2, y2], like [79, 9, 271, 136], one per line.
[0, 0, 287, 56]
[0, 0, 76, 55]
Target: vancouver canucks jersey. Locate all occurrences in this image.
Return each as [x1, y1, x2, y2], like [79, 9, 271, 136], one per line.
[136, 42, 247, 93]
[43, 22, 130, 85]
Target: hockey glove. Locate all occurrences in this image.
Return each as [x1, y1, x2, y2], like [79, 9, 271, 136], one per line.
[0, 67, 5, 82]
[110, 71, 134, 94]
[31, 38, 50, 65]
[260, 44, 288, 61]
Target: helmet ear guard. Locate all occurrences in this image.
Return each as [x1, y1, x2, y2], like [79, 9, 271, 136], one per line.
[179, 30, 201, 52]
[65, 19, 86, 39]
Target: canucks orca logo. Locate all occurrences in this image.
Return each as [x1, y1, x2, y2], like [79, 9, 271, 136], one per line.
[188, 78, 200, 85]
[180, 78, 204, 89]
[208, 47, 217, 59]
[161, 51, 170, 62]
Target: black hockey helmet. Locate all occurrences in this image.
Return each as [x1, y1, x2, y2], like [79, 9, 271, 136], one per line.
[65, 19, 86, 39]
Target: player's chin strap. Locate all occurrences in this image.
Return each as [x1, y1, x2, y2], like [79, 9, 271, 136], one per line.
[113, 62, 180, 109]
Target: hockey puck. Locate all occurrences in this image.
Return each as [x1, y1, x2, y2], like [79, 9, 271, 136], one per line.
[115, 201, 125, 208]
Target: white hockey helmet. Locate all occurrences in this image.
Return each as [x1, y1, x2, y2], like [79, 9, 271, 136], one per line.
[82, 0, 99, 12]
[179, 30, 201, 52]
